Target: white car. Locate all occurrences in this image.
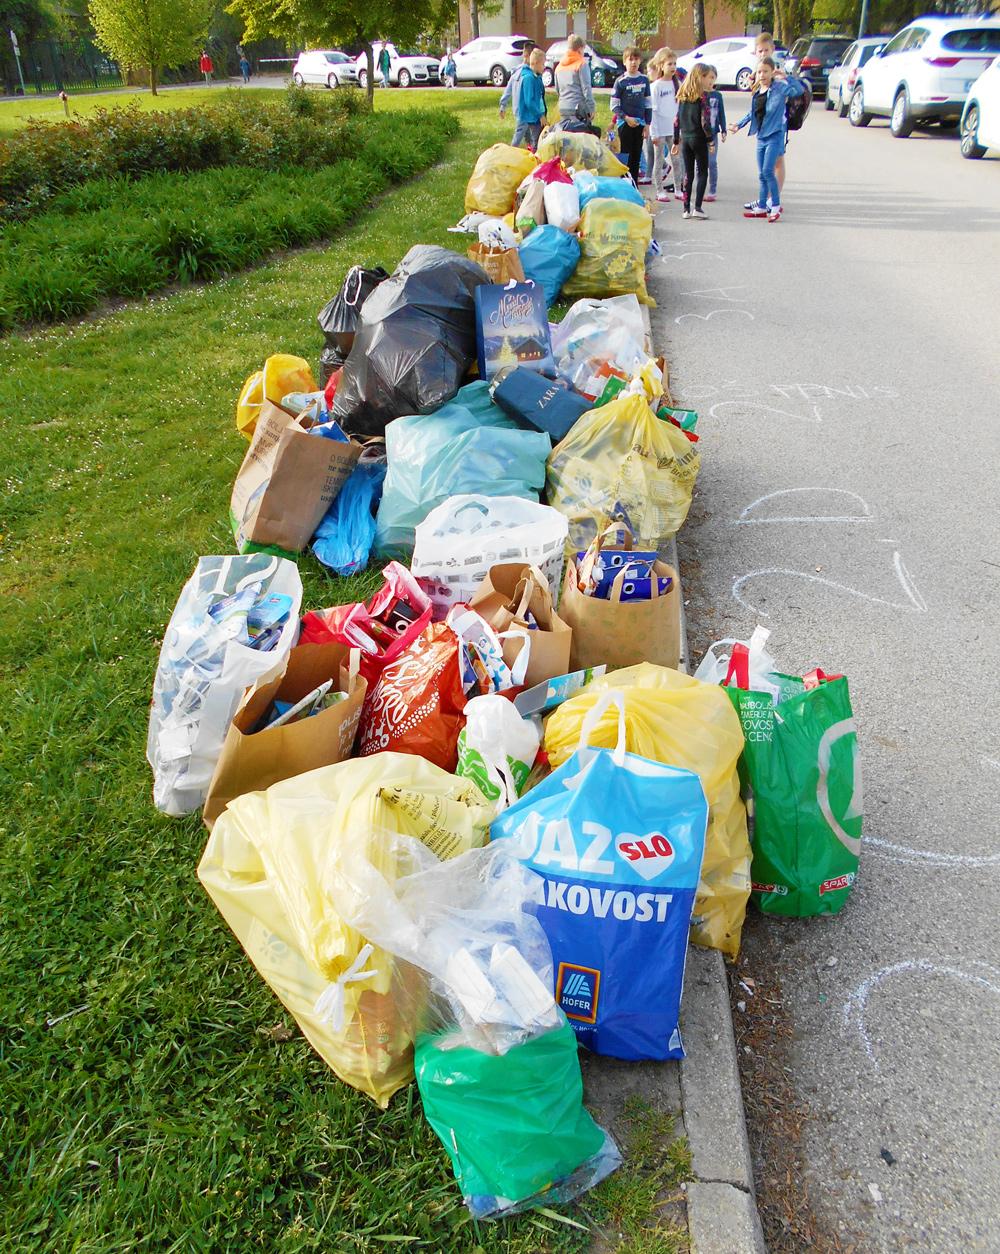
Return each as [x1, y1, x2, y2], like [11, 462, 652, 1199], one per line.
[677, 37, 759, 91]
[291, 50, 359, 89]
[355, 44, 440, 88]
[453, 35, 532, 86]
[826, 37, 885, 117]
[961, 54, 1000, 157]
[849, 15, 1000, 136]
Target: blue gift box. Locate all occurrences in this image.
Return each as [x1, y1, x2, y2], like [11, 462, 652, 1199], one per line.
[475, 281, 555, 382]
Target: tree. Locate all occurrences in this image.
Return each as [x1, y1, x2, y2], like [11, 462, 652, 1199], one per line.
[89, 0, 212, 93]
[592, 0, 699, 46]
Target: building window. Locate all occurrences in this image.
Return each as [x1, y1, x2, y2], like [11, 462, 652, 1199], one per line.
[546, 8, 567, 39]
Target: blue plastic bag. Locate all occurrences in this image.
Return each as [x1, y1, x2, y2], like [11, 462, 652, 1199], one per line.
[574, 171, 645, 213]
[518, 226, 581, 307]
[374, 382, 551, 559]
[312, 457, 387, 576]
[490, 693, 707, 1061]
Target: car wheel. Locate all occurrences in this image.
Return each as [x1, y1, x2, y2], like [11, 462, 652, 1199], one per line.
[838, 89, 849, 118]
[398, 68, 411, 88]
[825, 89, 834, 111]
[890, 88, 914, 138]
[327, 73, 338, 89]
[292, 73, 304, 86]
[592, 68, 605, 88]
[358, 69, 368, 88]
[489, 64, 508, 87]
[542, 67, 554, 88]
[849, 87, 871, 127]
[736, 67, 753, 91]
[961, 104, 986, 159]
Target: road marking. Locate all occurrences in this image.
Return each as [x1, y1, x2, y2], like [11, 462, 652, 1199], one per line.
[680, 285, 750, 301]
[864, 836, 1000, 868]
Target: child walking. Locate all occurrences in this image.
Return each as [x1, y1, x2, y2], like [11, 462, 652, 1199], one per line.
[508, 47, 547, 149]
[730, 56, 806, 223]
[611, 47, 652, 186]
[649, 47, 681, 203]
[671, 64, 716, 220]
[702, 66, 727, 201]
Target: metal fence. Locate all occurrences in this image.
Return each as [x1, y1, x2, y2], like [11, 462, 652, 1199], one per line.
[2, 37, 124, 96]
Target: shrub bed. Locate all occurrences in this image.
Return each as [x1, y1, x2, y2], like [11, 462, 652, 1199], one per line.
[0, 108, 459, 331]
[0, 87, 369, 223]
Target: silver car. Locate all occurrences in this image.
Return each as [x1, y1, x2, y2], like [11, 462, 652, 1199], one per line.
[291, 50, 358, 89]
[825, 37, 884, 117]
[453, 35, 533, 86]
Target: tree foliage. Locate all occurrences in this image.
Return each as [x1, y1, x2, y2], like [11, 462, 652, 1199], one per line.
[2, 0, 55, 40]
[89, 0, 212, 93]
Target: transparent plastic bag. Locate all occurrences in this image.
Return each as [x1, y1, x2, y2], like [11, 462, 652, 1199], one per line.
[551, 295, 648, 393]
[694, 626, 783, 706]
[147, 555, 302, 816]
[536, 128, 625, 176]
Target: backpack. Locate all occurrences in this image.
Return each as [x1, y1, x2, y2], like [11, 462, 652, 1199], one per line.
[786, 78, 812, 131]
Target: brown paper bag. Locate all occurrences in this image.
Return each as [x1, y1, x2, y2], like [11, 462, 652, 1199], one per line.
[466, 243, 526, 286]
[469, 562, 571, 687]
[515, 178, 547, 232]
[557, 528, 680, 671]
[203, 641, 366, 828]
[230, 399, 360, 555]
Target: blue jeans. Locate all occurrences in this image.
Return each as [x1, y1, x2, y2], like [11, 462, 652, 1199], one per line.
[757, 134, 785, 207]
[512, 120, 542, 149]
[708, 134, 720, 194]
[380, 68, 390, 89]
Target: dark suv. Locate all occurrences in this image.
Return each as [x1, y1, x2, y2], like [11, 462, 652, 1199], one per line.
[785, 35, 853, 95]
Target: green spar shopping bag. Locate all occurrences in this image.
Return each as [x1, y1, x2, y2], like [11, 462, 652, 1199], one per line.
[724, 650, 862, 917]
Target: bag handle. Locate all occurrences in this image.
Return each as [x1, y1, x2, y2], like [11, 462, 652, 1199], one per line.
[608, 558, 661, 605]
[576, 521, 634, 591]
[577, 690, 627, 767]
[803, 667, 842, 691]
[724, 643, 751, 690]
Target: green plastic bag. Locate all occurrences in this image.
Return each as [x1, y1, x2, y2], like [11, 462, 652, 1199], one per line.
[415, 1019, 617, 1217]
[722, 647, 862, 917]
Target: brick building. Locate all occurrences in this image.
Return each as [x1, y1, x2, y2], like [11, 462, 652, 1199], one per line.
[457, 1, 749, 52]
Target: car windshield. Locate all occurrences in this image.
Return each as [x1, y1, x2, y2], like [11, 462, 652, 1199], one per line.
[325, 53, 347, 63]
[811, 39, 850, 55]
[942, 28, 1000, 54]
[858, 44, 881, 65]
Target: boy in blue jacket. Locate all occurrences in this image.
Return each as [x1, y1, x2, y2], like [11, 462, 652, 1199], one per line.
[611, 47, 652, 185]
[731, 57, 805, 223]
[506, 46, 547, 149]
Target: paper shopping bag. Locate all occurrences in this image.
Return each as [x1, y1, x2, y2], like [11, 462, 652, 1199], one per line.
[469, 562, 571, 687]
[466, 243, 525, 287]
[558, 527, 679, 671]
[203, 641, 366, 828]
[230, 399, 360, 555]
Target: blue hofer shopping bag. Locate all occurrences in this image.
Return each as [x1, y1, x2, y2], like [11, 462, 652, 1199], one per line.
[490, 694, 707, 1061]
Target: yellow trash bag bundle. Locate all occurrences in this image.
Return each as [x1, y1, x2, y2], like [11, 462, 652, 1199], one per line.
[562, 198, 654, 306]
[546, 392, 700, 551]
[543, 665, 751, 959]
[236, 353, 317, 440]
[464, 144, 538, 216]
[197, 753, 493, 1106]
[536, 129, 625, 176]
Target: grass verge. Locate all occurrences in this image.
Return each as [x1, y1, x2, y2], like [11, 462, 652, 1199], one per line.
[0, 89, 665, 1252]
[0, 85, 281, 134]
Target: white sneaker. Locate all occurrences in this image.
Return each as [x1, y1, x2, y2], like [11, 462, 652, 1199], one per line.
[682, 210, 691, 219]
[743, 202, 768, 218]
[768, 205, 783, 223]
[692, 208, 708, 220]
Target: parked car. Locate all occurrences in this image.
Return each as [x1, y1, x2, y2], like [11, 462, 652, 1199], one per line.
[291, 50, 359, 88]
[676, 37, 759, 91]
[355, 44, 440, 88]
[784, 34, 852, 96]
[543, 40, 625, 89]
[850, 15, 1000, 135]
[961, 53, 1000, 157]
[453, 35, 532, 86]
[826, 37, 885, 116]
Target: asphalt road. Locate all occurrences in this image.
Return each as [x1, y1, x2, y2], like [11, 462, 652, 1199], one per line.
[654, 96, 1000, 1250]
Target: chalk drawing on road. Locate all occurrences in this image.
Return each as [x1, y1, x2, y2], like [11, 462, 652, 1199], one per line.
[769, 383, 901, 402]
[675, 309, 755, 325]
[660, 252, 725, 262]
[843, 960, 1000, 1063]
[732, 552, 928, 617]
[710, 398, 822, 425]
[680, 285, 749, 302]
[864, 836, 1000, 869]
[982, 756, 1000, 771]
[735, 487, 873, 527]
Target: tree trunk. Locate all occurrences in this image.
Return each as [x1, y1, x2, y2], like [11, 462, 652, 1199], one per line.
[149, 62, 158, 95]
[470, 0, 480, 39]
[692, 0, 706, 48]
[365, 44, 374, 108]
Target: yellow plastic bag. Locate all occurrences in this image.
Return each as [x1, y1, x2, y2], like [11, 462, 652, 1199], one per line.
[536, 129, 625, 177]
[197, 754, 493, 1106]
[464, 144, 538, 216]
[543, 664, 751, 959]
[236, 353, 317, 441]
[562, 199, 654, 306]
[546, 392, 700, 551]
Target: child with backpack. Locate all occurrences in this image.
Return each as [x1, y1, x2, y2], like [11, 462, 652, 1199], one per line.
[702, 65, 727, 202]
[670, 64, 716, 220]
[611, 47, 652, 186]
[730, 57, 807, 223]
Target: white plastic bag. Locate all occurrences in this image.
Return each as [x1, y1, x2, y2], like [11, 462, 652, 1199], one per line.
[550, 295, 648, 394]
[694, 626, 783, 705]
[147, 555, 302, 816]
[543, 180, 580, 232]
[478, 217, 518, 250]
[411, 494, 568, 619]
[456, 694, 541, 810]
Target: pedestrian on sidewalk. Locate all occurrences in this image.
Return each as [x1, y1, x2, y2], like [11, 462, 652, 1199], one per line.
[730, 56, 806, 223]
[377, 42, 392, 89]
[649, 47, 681, 202]
[611, 47, 652, 186]
[703, 66, 727, 201]
[671, 64, 716, 220]
[442, 51, 457, 89]
[239, 54, 251, 84]
[499, 40, 536, 131]
[555, 34, 595, 129]
[199, 51, 214, 85]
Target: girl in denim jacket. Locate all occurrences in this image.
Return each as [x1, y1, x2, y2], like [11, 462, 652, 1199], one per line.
[730, 57, 806, 223]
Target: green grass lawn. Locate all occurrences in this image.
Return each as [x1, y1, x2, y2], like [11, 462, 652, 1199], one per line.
[0, 85, 282, 134]
[0, 89, 686, 1251]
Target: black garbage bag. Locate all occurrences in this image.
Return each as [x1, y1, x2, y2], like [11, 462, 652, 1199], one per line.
[332, 245, 489, 438]
[318, 265, 390, 358]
